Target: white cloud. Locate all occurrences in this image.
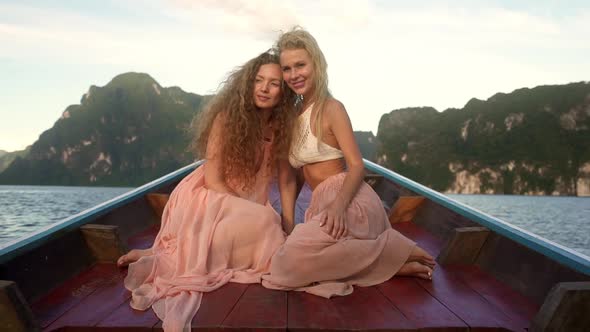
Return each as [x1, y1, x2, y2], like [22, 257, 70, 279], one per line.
[314, 5, 590, 131]
[1, 1, 590, 150]
[166, 0, 300, 38]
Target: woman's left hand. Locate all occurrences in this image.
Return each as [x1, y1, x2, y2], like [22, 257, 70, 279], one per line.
[319, 200, 348, 239]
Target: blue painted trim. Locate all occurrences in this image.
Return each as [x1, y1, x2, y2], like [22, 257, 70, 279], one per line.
[0, 161, 203, 264]
[364, 159, 590, 276]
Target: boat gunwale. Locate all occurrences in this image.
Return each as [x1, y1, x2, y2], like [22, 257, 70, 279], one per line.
[364, 159, 590, 276]
[1, 158, 588, 276]
[0, 161, 203, 264]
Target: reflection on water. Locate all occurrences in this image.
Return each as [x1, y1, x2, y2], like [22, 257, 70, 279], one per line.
[0, 185, 588, 258]
[448, 194, 590, 257]
[0, 185, 132, 246]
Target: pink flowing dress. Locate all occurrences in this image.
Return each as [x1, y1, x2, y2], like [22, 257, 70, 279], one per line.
[262, 172, 416, 298]
[124, 141, 286, 332]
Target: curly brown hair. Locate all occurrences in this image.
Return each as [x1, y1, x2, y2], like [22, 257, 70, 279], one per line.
[192, 51, 296, 191]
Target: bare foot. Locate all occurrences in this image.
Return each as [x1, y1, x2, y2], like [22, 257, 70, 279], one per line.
[117, 248, 153, 267]
[408, 245, 436, 269]
[397, 261, 433, 280]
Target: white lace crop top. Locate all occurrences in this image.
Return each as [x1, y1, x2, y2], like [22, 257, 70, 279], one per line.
[289, 104, 344, 169]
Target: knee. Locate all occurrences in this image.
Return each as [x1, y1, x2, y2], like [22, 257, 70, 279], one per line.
[270, 247, 303, 280]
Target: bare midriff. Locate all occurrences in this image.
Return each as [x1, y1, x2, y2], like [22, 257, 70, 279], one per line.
[303, 158, 346, 190]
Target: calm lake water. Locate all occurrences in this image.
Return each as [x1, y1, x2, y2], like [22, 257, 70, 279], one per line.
[448, 194, 590, 257]
[0, 185, 589, 257]
[0, 185, 132, 247]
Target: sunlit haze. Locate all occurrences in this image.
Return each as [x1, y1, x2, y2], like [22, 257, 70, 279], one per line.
[1, 0, 589, 151]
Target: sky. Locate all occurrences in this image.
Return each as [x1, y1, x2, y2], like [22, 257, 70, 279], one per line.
[1, 0, 589, 152]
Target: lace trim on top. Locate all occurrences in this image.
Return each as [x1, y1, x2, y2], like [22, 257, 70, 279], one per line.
[289, 104, 344, 169]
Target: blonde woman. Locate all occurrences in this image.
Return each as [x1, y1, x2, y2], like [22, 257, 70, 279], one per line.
[263, 28, 435, 298]
[118, 51, 295, 331]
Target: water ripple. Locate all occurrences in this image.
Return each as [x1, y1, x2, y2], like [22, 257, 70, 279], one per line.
[0, 185, 132, 244]
[0, 186, 588, 258]
[448, 194, 590, 257]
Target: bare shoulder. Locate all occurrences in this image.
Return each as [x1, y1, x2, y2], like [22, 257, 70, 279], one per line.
[325, 98, 346, 112]
[324, 98, 349, 119]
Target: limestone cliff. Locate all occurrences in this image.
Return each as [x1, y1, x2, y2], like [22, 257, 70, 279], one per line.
[377, 82, 590, 196]
[0, 73, 206, 186]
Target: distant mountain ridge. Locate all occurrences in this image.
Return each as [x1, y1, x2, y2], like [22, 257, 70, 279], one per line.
[354, 131, 377, 161]
[376, 82, 590, 196]
[2, 74, 588, 196]
[0, 72, 380, 187]
[0, 73, 207, 186]
[0, 147, 30, 173]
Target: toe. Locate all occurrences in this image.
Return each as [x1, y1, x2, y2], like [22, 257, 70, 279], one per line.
[117, 253, 132, 267]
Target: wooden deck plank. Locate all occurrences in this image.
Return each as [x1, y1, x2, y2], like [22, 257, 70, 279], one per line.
[392, 221, 444, 257]
[221, 284, 287, 331]
[450, 265, 538, 331]
[96, 298, 159, 330]
[192, 282, 249, 329]
[288, 285, 415, 331]
[44, 264, 129, 331]
[417, 265, 524, 331]
[32, 264, 121, 328]
[34, 220, 538, 332]
[377, 277, 467, 331]
[152, 282, 251, 331]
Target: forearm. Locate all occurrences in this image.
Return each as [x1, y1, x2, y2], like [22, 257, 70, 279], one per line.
[278, 161, 297, 234]
[334, 164, 365, 208]
[279, 180, 297, 234]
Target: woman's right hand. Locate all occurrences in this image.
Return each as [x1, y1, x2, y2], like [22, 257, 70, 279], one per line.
[319, 199, 348, 239]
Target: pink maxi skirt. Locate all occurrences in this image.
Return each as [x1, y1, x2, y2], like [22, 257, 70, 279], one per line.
[124, 165, 285, 332]
[262, 172, 416, 298]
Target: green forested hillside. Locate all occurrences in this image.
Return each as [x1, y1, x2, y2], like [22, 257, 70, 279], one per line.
[0, 147, 30, 173]
[0, 73, 206, 186]
[377, 82, 590, 196]
[2, 75, 588, 195]
[354, 131, 377, 161]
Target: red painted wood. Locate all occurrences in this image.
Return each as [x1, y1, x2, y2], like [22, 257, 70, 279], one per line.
[417, 265, 524, 331]
[44, 264, 129, 330]
[96, 298, 159, 330]
[392, 221, 444, 257]
[47, 327, 150, 332]
[192, 282, 249, 329]
[377, 277, 467, 331]
[152, 282, 250, 331]
[33, 220, 536, 331]
[127, 225, 159, 250]
[288, 285, 415, 331]
[221, 284, 287, 331]
[32, 264, 121, 328]
[450, 265, 538, 331]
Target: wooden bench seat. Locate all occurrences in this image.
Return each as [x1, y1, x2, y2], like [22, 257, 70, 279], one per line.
[33, 222, 539, 332]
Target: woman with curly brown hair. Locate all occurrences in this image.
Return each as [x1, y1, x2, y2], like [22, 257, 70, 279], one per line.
[262, 28, 435, 298]
[117, 51, 295, 332]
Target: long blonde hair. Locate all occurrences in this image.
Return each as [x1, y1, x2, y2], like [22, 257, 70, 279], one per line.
[192, 51, 296, 191]
[276, 26, 331, 144]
